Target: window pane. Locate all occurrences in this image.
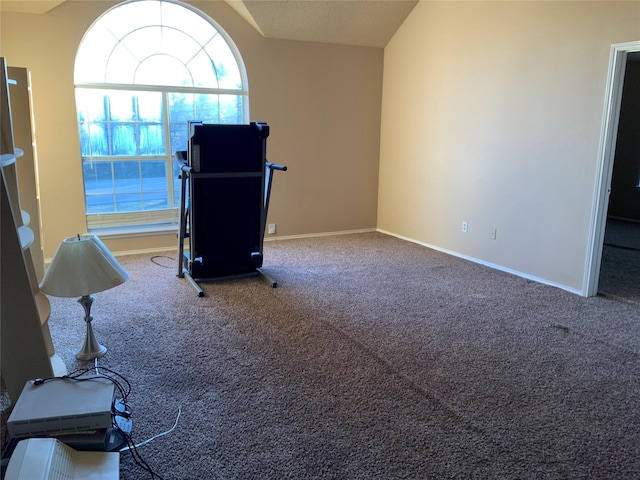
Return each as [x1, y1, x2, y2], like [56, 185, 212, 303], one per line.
[105, 45, 140, 85]
[111, 124, 136, 156]
[170, 122, 189, 155]
[120, 27, 165, 68]
[135, 54, 193, 87]
[74, 24, 117, 83]
[162, 1, 216, 46]
[141, 161, 168, 210]
[79, 123, 109, 157]
[169, 93, 196, 123]
[205, 35, 242, 89]
[77, 90, 109, 157]
[83, 161, 115, 214]
[195, 94, 244, 124]
[83, 161, 113, 194]
[102, 2, 162, 41]
[109, 92, 135, 121]
[140, 125, 164, 155]
[116, 193, 143, 212]
[219, 95, 244, 123]
[189, 50, 220, 88]
[76, 89, 107, 122]
[114, 162, 140, 194]
[141, 160, 166, 179]
[195, 95, 219, 121]
[144, 192, 169, 210]
[157, 27, 199, 65]
[138, 92, 163, 121]
[86, 196, 114, 214]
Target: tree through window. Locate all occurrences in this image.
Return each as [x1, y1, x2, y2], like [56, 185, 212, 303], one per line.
[74, 0, 248, 230]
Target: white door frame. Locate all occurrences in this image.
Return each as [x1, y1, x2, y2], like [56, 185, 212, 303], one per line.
[584, 41, 640, 297]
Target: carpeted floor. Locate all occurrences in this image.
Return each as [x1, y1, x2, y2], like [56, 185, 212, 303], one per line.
[599, 219, 640, 301]
[6, 232, 640, 479]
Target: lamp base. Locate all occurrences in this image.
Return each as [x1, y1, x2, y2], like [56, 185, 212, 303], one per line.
[76, 343, 107, 361]
[77, 295, 107, 361]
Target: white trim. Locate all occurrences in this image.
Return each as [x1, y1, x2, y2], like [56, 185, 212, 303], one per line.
[87, 209, 180, 231]
[44, 246, 179, 264]
[47, 228, 378, 261]
[52, 229, 379, 259]
[89, 223, 178, 239]
[75, 0, 250, 231]
[584, 41, 640, 297]
[110, 246, 179, 258]
[378, 229, 583, 296]
[264, 228, 377, 242]
[75, 83, 247, 96]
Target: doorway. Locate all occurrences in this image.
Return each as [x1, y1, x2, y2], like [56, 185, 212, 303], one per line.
[598, 51, 640, 300]
[585, 41, 640, 298]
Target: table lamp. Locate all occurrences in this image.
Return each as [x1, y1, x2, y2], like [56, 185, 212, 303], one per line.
[40, 234, 129, 360]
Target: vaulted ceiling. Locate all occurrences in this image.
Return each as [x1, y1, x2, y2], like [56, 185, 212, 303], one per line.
[0, 0, 418, 48]
[225, 0, 418, 48]
[0, 1, 65, 15]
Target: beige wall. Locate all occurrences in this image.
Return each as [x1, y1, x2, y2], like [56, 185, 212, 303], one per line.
[379, 1, 640, 293]
[0, 0, 383, 258]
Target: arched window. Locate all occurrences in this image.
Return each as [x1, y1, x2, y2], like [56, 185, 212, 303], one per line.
[74, 0, 248, 231]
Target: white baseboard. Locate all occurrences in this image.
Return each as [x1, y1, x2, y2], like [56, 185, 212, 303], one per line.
[264, 228, 376, 242]
[376, 228, 583, 296]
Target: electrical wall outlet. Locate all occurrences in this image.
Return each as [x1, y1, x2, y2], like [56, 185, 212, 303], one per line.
[462, 221, 468, 233]
[268, 223, 276, 234]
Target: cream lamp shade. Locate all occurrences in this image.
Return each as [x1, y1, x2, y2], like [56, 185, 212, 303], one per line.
[40, 235, 129, 297]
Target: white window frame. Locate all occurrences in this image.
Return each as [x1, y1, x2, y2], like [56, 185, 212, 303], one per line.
[74, 0, 249, 234]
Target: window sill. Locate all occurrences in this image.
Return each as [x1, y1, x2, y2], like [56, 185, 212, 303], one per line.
[89, 223, 178, 240]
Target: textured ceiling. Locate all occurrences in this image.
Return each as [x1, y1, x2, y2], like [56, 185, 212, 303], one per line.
[225, 0, 418, 48]
[0, 0, 418, 48]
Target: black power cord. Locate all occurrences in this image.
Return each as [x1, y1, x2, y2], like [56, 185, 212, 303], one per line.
[150, 255, 175, 268]
[115, 422, 163, 480]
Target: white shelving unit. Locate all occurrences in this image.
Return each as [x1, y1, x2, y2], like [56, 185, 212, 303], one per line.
[1, 57, 66, 403]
